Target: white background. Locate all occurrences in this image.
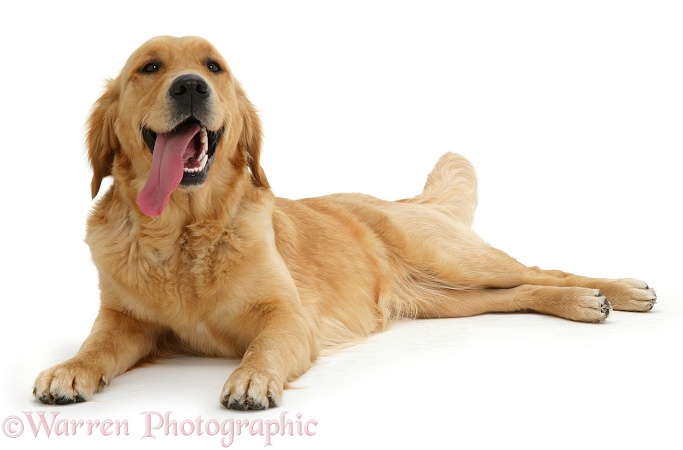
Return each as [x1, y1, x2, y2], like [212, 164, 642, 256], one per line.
[1, 1, 681, 449]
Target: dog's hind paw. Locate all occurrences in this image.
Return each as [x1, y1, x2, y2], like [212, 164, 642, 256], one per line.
[600, 279, 656, 312]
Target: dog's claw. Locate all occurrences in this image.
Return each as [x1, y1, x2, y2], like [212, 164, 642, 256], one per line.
[223, 396, 267, 411]
[601, 298, 611, 319]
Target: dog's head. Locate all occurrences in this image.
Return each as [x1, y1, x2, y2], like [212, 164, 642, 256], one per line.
[87, 36, 269, 216]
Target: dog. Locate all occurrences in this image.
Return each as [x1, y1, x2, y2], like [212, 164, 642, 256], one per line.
[33, 36, 657, 410]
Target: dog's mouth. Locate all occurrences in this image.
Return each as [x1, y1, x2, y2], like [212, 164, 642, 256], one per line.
[137, 118, 224, 216]
[142, 119, 223, 183]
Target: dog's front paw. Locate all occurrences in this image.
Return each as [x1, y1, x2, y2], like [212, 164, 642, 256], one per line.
[33, 358, 108, 405]
[220, 366, 283, 411]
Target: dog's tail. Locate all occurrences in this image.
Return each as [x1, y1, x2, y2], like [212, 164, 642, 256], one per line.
[408, 153, 478, 227]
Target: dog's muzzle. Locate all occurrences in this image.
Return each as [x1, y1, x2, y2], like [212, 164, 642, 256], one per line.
[136, 74, 224, 217]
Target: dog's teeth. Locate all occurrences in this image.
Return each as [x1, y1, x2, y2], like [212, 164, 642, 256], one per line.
[198, 153, 208, 170]
[184, 154, 209, 174]
[200, 128, 208, 144]
[198, 147, 207, 161]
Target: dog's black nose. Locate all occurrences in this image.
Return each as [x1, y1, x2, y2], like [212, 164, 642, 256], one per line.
[169, 75, 211, 112]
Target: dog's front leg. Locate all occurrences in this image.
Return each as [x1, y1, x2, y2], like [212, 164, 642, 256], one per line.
[220, 300, 315, 410]
[33, 306, 163, 404]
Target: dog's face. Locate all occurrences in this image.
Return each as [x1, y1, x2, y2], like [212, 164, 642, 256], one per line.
[123, 36, 230, 191]
[88, 36, 268, 216]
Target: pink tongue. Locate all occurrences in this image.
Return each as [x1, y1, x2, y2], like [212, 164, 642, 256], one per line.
[137, 123, 201, 216]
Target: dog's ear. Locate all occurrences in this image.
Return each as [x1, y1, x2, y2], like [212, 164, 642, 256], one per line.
[87, 78, 120, 199]
[236, 82, 270, 188]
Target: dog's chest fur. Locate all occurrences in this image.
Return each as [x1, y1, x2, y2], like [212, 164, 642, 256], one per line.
[85, 193, 268, 354]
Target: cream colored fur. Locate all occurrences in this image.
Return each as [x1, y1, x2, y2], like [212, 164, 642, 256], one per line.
[33, 36, 656, 410]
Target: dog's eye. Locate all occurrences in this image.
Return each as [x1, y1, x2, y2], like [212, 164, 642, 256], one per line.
[141, 62, 161, 74]
[207, 61, 222, 73]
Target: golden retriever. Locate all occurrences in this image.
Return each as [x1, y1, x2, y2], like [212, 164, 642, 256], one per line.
[33, 36, 656, 410]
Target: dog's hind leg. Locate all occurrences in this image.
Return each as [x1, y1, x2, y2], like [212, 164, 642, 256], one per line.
[413, 285, 611, 323]
[526, 266, 656, 312]
[415, 235, 655, 317]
